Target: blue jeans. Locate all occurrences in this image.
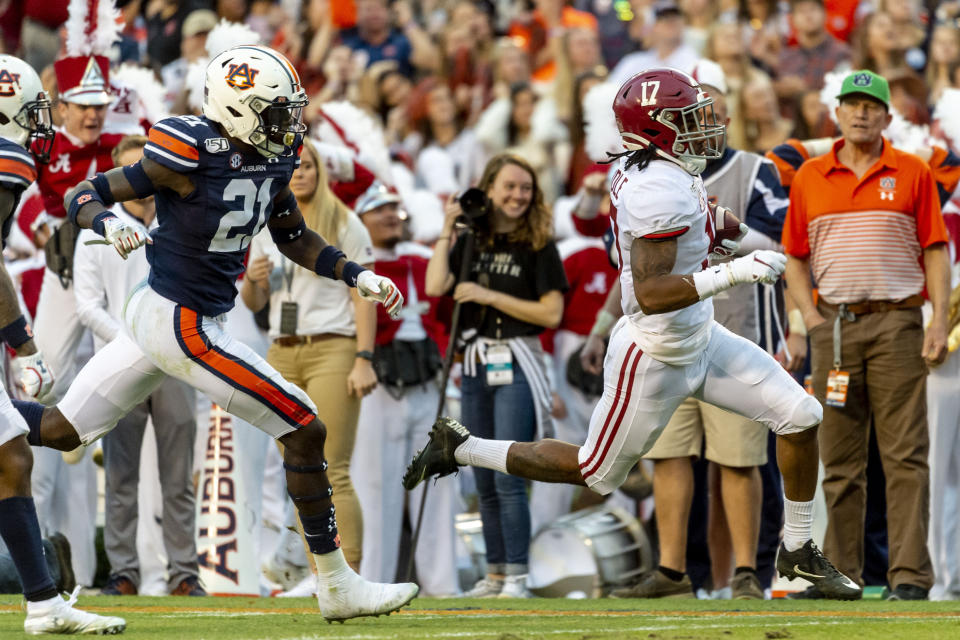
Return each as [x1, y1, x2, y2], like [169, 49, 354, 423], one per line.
[461, 364, 536, 573]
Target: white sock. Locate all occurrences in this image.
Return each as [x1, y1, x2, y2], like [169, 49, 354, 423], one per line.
[26, 594, 63, 614]
[313, 547, 349, 577]
[783, 497, 814, 552]
[454, 436, 513, 473]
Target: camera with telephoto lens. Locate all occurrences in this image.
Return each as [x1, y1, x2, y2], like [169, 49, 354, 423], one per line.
[457, 188, 492, 229]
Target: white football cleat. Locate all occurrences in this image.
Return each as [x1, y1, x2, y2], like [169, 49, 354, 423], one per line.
[276, 573, 317, 598]
[316, 569, 419, 623]
[24, 586, 126, 635]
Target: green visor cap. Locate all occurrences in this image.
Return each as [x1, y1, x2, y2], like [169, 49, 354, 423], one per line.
[836, 70, 890, 108]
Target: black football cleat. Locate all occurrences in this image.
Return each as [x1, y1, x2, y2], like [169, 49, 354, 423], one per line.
[402, 416, 470, 490]
[776, 540, 862, 600]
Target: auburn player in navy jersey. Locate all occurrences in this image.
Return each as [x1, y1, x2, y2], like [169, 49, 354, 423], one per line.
[14, 46, 416, 621]
[0, 54, 126, 635]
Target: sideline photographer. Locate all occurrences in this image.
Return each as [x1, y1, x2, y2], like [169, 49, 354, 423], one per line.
[425, 153, 568, 598]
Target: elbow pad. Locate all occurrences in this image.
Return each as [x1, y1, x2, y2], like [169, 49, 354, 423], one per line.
[270, 218, 307, 244]
[273, 190, 298, 218]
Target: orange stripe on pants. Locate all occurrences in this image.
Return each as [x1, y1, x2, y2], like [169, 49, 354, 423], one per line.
[176, 308, 313, 427]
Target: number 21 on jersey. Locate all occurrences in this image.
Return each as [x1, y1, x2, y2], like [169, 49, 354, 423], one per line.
[209, 177, 273, 252]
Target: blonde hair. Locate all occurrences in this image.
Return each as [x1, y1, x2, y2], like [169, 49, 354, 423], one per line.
[111, 134, 148, 167]
[478, 153, 552, 251]
[296, 138, 351, 245]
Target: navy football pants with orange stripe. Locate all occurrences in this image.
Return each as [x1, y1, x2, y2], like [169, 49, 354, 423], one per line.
[60, 283, 317, 444]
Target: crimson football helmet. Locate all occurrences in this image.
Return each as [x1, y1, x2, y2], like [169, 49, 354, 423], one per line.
[612, 68, 725, 175]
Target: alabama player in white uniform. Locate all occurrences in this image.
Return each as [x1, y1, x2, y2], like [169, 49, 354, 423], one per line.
[405, 68, 861, 600]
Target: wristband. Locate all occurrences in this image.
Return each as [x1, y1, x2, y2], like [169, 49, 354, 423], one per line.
[355, 350, 374, 361]
[341, 260, 366, 287]
[691, 263, 736, 300]
[0, 315, 33, 349]
[788, 309, 807, 337]
[91, 211, 119, 237]
[314, 245, 346, 279]
[270, 218, 307, 244]
[90, 173, 117, 207]
[590, 309, 617, 337]
[66, 189, 104, 225]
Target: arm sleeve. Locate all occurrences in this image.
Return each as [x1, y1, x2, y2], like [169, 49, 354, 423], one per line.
[914, 163, 949, 248]
[534, 241, 570, 297]
[143, 117, 201, 171]
[744, 160, 789, 242]
[73, 231, 121, 343]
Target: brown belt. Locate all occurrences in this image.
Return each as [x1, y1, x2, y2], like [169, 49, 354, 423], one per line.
[273, 333, 340, 347]
[820, 294, 924, 317]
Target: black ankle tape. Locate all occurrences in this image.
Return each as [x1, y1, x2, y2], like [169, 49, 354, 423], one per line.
[288, 487, 334, 503]
[283, 461, 328, 473]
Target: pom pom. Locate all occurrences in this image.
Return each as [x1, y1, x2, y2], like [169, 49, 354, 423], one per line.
[205, 19, 262, 59]
[934, 89, 960, 151]
[65, 0, 121, 57]
[312, 101, 393, 185]
[583, 82, 623, 162]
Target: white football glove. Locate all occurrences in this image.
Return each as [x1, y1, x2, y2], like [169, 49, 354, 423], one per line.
[103, 215, 151, 259]
[356, 270, 404, 319]
[17, 351, 55, 404]
[727, 250, 787, 285]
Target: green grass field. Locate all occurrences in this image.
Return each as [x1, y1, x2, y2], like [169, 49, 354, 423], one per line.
[2, 596, 960, 639]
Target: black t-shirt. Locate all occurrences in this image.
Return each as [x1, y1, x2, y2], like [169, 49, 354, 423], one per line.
[448, 232, 569, 340]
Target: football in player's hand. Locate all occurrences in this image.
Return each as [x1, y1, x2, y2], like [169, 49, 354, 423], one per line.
[709, 203, 747, 257]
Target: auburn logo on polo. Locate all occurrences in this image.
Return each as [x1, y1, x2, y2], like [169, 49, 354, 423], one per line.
[225, 63, 259, 90]
[0, 69, 21, 97]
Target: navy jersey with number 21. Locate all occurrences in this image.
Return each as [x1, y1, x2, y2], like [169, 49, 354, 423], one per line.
[143, 115, 299, 316]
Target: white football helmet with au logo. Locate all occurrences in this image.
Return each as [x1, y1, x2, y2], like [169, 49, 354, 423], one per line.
[203, 45, 308, 158]
[0, 54, 54, 162]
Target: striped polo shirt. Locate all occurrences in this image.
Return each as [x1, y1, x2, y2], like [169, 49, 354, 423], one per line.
[782, 137, 948, 304]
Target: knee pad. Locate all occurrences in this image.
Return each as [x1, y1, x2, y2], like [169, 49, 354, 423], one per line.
[788, 394, 823, 431]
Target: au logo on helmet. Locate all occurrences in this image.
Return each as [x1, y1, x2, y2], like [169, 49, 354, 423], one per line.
[0, 69, 21, 97]
[225, 63, 259, 90]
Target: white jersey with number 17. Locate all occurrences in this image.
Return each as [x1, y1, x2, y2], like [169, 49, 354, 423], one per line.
[610, 157, 714, 365]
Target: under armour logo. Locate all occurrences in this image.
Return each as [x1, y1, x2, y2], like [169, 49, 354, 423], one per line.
[879, 190, 894, 201]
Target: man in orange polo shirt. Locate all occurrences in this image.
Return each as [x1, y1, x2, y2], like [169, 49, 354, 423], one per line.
[783, 70, 952, 601]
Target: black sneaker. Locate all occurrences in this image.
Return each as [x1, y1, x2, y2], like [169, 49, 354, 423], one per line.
[776, 540, 861, 600]
[887, 584, 928, 600]
[45, 533, 76, 593]
[402, 416, 470, 490]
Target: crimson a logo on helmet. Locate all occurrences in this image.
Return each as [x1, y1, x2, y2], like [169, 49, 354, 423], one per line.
[225, 63, 259, 90]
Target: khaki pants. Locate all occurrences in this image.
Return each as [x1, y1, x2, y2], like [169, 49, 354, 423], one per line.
[268, 336, 363, 567]
[811, 303, 932, 589]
